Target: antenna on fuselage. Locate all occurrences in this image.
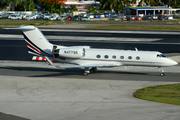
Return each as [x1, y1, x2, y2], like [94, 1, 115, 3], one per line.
[135, 47, 138, 51]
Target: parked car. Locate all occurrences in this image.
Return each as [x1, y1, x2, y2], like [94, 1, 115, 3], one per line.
[152, 15, 158, 20]
[164, 15, 173, 20]
[43, 13, 52, 19]
[4, 13, 14, 17]
[94, 13, 99, 18]
[8, 14, 22, 19]
[88, 14, 94, 19]
[136, 16, 142, 20]
[36, 13, 43, 19]
[24, 15, 34, 20]
[127, 16, 136, 20]
[49, 15, 59, 20]
[57, 15, 66, 20]
[142, 15, 153, 20]
[66, 16, 72, 20]
[146, 15, 152, 20]
[138, 14, 144, 17]
[104, 13, 110, 17]
[72, 15, 79, 20]
[80, 13, 87, 18]
[99, 13, 105, 18]
[0, 14, 2, 18]
[82, 16, 90, 21]
[110, 13, 119, 18]
[117, 13, 126, 20]
[158, 15, 165, 20]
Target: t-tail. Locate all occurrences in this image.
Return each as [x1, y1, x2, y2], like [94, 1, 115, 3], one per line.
[5, 26, 53, 57]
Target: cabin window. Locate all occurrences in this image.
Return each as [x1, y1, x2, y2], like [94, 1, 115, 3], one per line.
[136, 56, 140, 60]
[128, 56, 132, 60]
[104, 55, 109, 59]
[112, 55, 116, 59]
[120, 56, 124, 59]
[96, 55, 101, 58]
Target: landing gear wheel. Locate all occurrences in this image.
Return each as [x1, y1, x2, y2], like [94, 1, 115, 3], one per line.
[83, 72, 88, 76]
[90, 67, 97, 73]
[160, 73, 165, 77]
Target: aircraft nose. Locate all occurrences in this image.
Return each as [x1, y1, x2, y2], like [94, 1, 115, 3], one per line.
[170, 60, 178, 66]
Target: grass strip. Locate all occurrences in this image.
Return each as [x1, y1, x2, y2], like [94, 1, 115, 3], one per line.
[0, 20, 51, 26]
[133, 83, 180, 105]
[86, 24, 180, 31]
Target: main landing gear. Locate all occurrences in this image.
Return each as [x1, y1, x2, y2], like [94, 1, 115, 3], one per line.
[83, 67, 97, 76]
[159, 67, 165, 77]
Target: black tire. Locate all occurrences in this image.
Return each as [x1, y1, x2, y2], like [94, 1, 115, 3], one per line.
[84, 72, 88, 76]
[160, 73, 165, 77]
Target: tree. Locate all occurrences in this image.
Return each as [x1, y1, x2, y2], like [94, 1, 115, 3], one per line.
[39, 0, 65, 13]
[138, 0, 160, 6]
[1, 0, 22, 10]
[85, 6, 98, 13]
[69, 5, 77, 11]
[0, 0, 34, 11]
[23, 0, 35, 11]
[102, 0, 133, 12]
[167, 0, 180, 8]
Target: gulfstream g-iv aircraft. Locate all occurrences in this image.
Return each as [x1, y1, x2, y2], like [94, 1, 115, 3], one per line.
[5, 26, 178, 76]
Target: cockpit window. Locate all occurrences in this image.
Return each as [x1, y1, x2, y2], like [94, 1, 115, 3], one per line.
[157, 54, 167, 58]
[160, 54, 167, 58]
[157, 54, 161, 57]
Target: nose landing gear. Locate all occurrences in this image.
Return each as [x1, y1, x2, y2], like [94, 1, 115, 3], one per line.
[159, 67, 165, 77]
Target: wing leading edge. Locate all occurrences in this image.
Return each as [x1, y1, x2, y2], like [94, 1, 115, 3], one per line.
[45, 56, 122, 69]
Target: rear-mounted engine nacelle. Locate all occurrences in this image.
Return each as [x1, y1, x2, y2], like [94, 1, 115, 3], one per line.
[59, 48, 86, 58]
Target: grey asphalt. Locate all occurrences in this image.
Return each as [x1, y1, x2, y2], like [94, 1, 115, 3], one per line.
[0, 61, 180, 120]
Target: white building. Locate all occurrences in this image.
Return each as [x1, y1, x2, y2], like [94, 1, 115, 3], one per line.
[64, 0, 100, 11]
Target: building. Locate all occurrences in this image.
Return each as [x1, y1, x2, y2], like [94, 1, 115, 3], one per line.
[124, 6, 173, 16]
[64, 0, 100, 11]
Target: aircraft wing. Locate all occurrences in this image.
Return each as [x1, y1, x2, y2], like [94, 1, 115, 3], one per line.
[45, 56, 122, 69]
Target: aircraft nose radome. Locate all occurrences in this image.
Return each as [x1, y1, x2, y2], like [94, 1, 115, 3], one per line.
[170, 60, 178, 66]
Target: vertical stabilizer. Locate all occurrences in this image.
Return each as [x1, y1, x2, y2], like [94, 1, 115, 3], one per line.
[21, 26, 53, 56]
[5, 26, 53, 56]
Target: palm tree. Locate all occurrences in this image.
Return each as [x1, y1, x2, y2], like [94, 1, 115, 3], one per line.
[1, 0, 25, 10]
[138, 0, 160, 6]
[23, 0, 34, 11]
[103, 0, 134, 12]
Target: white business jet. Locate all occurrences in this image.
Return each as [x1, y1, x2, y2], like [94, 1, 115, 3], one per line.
[5, 26, 178, 76]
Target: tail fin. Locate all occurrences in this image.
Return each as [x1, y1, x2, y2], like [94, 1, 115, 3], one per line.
[5, 26, 53, 56]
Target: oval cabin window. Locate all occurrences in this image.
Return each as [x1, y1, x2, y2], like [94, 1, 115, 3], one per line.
[104, 55, 109, 59]
[136, 56, 140, 60]
[128, 56, 132, 60]
[112, 55, 116, 59]
[96, 55, 101, 58]
[120, 56, 124, 59]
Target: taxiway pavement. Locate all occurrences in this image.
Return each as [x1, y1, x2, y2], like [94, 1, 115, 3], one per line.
[0, 61, 180, 120]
